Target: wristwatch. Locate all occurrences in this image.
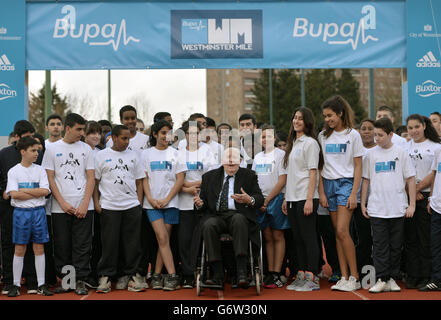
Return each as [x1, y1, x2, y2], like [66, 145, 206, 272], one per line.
[250, 196, 255, 206]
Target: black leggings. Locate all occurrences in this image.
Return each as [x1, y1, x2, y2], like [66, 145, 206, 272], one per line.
[287, 200, 320, 275]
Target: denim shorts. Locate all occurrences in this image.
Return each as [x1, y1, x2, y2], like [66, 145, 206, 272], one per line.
[257, 193, 290, 230]
[13, 206, 49, 245]
[146, 208, 179, 225]
[322, 178, 354, 212]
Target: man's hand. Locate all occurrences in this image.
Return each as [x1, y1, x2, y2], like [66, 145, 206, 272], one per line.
[94, 203, 102, 214]
[231, 188, 252, 204]
[361, 205, 370, 219]
[319, 192, 328, 208]
[405, 204, 416, 218]
[346, 193, 357, 210]
[282, 200, 288, 215]
[194, 189, 204, 208]
[416, 192, 424, 201]
[74, 202, 89, 219]
[3, 190, 9, 200]
[304, 199, 313, 216]
[60, 200, 76, 215]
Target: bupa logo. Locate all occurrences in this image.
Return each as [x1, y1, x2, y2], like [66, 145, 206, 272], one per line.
[0, 54, 14, 71]
[150, 161, 172, 171]
[325, 144, 347, 154]
[438, 162, 441, 173]
[53, 5, 140, 51]
[292, 5, 378, 50]
[255, 163, 273, 174]
[171, 10, 263, 59]
[0, 83, 17, 101]
[416, 80, 441, 98]
[186, 161, 204, 171]
[416, 51, 440, 68]
[375, 161, 396, 173]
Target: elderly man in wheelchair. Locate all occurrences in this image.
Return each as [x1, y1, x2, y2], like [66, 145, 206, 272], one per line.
[193, 147, 264, 290]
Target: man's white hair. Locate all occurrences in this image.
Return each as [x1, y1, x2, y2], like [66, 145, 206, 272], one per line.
[221, 147, 241, 165]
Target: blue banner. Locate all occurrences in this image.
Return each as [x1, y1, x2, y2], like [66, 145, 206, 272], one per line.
[0, 0, 26, 137]
[407, 0, 441, 117]
[26, 1, 406, 70]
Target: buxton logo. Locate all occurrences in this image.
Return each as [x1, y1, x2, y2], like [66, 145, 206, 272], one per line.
[0, 83, 17, 101]
[416, 51, 440, 68]
[53, 5, 140, 51]
[0, 54, 15, 71]
[416, 80, 441, 98]
[171, 10, 263, 59]
[292, 5, 378, 50]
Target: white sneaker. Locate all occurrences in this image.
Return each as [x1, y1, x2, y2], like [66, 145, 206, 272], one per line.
[286, 271, 305, 291]
[340, 276, 361, 292]
[331, 277, 348, 291]
[387, 278, 401, 292]
[369, 278, 388, 293]
[135, 273, 149, 289]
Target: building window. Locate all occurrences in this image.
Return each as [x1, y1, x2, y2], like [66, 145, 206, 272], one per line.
[244, 78, 255, 86]
[244, 103, 254, 111]
[244, 91, 255, 98]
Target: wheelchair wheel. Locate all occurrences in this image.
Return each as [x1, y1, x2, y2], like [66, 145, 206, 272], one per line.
[196, 273, 202, 296]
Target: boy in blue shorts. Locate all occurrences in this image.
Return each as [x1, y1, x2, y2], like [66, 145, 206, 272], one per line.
[5, 137, 53, 297]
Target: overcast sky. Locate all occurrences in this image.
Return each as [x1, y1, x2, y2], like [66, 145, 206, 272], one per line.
[28, 69, 207, 127]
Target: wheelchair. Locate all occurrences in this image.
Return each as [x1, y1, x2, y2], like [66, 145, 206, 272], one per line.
[195, 231, 264, 296]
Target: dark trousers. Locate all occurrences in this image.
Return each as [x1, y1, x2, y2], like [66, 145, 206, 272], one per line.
[404, 193, 431, 278]
[44, 214, 57, 286]
[287, 200, 320, 275]
[1, 203, 37, 286]
[178, 210, 200, 277]
[430, 210, 441, 282]
[353, 204, 373, 273]
[89, 211, 102, 280]
[318, 214, 340, 275]
[281, 228, 297, 277]
[52, 210, 93, 281]
[136, 212, 156, 276]
[371, 216, 404, 280]
[202, 211, 248, 262]
[98, 206, 142, 277]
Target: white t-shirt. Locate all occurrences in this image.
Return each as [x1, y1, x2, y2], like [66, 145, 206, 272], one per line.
[42, 140, 95, 213]
[319, 128, 364, 180]
[178, 144, 217, 210]
[45, 138, 61, 147]
[392, 133, 408, 150]
[205, 140, 224, 165]
[6, 163, 50, 208]
[106, 131, 149, 154]
[284, 136, 320, 202]
[95, 148, 145, 211]
[407, 139, 441, 192]
[430, 151, 441, 214]
[141, 146, 187, 209]
[362, 144, 415, 218]
[252, 148, 287, 198]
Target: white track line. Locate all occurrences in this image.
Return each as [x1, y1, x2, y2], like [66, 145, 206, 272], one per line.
[217, 290, 224, 300]
[351, 290, 370, 300]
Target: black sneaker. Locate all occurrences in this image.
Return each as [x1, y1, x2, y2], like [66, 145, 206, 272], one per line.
[75, 280, 88, 295]
[2, 284, 14, 295]
[182, 276, 194, 289]
[417, 277, 430, 289]
[273, 274, 284, 288]
[419, 281, 441, 292]
[54, 285, 73, 294]
[163, 274, 180, 291]
[37, 284, 54, 296]
[7, 285, 20, 297]
[27, 284, 38, 294]
[84, 276, 99, 289]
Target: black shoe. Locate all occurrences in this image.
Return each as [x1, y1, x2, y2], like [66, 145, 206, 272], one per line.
[417, 277, 430, 289]
[419, 281, 441, 292]
[237, 272, 249, 289]
[75, 280, 88, 295]
[2, 284, 14, 295]
[37, 284, 54, 296]
[54, 285, 73, 294]
[84, 276, 99, 289]
[182, 276, 194, 289]
[27, 284, 38, 294]
[202, 278, 224, 290]
[7, 285, 20, 297]
[405, 276, 419, 289]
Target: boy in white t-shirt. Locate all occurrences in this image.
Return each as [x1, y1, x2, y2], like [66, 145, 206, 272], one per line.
[93, 125, 146, 294]
[361, 118, 416, 293]
[5, 137, 53, 297]
[42, 113, 95, 296]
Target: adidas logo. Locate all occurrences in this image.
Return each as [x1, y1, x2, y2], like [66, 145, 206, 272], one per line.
[0, 54, 14, 71]
[416, 51, 440, 68]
